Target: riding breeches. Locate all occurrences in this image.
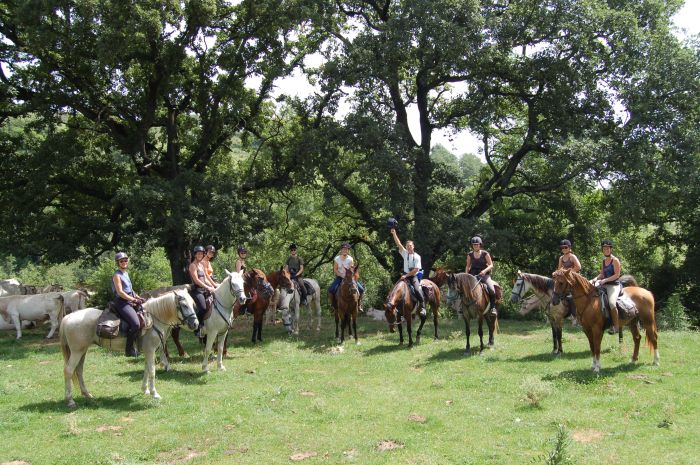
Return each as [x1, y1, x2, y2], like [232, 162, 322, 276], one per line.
[189, 288, 208, 320]
[293, 276, 308, 300]
[407, 275, 424, 304]
[603, 283, 621, 311]
[115, 300, 140, 336]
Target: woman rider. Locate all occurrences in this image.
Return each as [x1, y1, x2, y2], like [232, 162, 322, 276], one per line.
[328, 243, 364, 309]
[203, 245, 219, 286]
[286, 243, 308, 305]
[465, 236, 497, 315]
[557, 239, 582, 318]
[112, 252, 143, 357]
[592, 239, 621, 334]
[235, 246, 247, 273]
[189, 245, 216, 335]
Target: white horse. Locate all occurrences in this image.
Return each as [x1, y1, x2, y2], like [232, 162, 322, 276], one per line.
[278, 285, 300, 336]
[300, 278, 322, 331]
[510, 271, 570, 355]
[0, 292, 64, 339]
[59, 289, 199, 408]
[200, 270, 246, 373]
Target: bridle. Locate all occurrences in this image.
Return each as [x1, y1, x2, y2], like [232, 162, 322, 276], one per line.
[511, 276, 526, 301]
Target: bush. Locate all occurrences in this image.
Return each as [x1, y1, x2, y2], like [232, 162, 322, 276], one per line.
[520, 376, 553, 408]
[532, 425, 573, 465]
[658, 293, 691, 330]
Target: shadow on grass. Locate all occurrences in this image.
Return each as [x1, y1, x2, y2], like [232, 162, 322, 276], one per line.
[116, 367, 208, 384]
[510, 349, 596, 362]
[362, 342, 412, 357]
[0, 331, 61, 360]
[19, 395, 150, 413]
[543, 361, 643, 384]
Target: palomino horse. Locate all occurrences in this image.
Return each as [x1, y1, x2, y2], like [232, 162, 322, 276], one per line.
[384, 277, 440, 347]
[59, 289, 198, 408]
[336, 266, 360, 345]
[510, 271, 569, 355]
[199, 270, 247, 372]
[446, 273, 500, 355]
[551, 269, 659, 372]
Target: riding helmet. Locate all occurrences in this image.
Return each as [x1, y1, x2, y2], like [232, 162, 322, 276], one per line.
[560, 239, 572, 248]
[387, 217, 399, 229]
[114, 252, 128, 261]
[601, 239, 613, 248]
[470, 236, 483, 245]
[237, 246, 247, 254]
[289, 243, 297, 251]
[341, 242, 351, 249]
[193, 245, 205, 254]
[205, 245, 216, 253]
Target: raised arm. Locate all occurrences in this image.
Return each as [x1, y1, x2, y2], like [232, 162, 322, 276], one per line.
[390, 228, 406, 254]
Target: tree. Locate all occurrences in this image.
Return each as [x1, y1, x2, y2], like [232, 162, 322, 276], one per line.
[0, 0, 325, 282]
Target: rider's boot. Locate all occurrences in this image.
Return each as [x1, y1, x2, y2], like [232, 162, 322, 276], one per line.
[125, 331, 138, 357]
[607, 304, 620, 334]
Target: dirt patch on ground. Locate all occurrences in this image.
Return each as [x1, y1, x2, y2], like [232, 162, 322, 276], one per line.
[299, 390, 316, 397]
[343, 449, 357, 458]
[2, 461, 31, 465]
[572, 429, 605, 443]
[95, 425, 123, 433]
[376, 440, 404, 451]
[119, 416, 134, 423]
[408, 414, 426, 423]
[328, 346, 345, 355]
[224, 446, 249, 455]
[155, 447, 204, 464]
[289, 452, 317, 461]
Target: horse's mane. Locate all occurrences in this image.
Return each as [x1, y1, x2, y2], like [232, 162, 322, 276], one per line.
[385, 279, 408, 306]
[565, 271, 594, 293]
[521, 273, 554, 294]
[429, 268, 448, 287]
[143, 292, 177, 321]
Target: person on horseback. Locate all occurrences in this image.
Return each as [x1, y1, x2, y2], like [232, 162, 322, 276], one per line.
[591, 239, 622, 334]
[286, 243, 308, 305]
[235, 246, 247, 273]
[111, 252, 144, 357]
[390, 227, 426, 317]
[189, 245, 216, 336]
[465, 236, 497, 315]
[328, 243, 364, 309]
[203, 245, 219, 286]
[557, 239, 581, 319]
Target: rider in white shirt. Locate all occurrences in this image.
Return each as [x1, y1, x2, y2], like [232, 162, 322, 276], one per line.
[390, 227, 426, 317]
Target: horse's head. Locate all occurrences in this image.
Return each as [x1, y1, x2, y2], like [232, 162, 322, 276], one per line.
[225, 269, 247, 305]
[510, 270, 526, 304]
[551, 269, 572, 305]
[279, 266, 293, 290]
[342, 267, 359, 295]
[173, 289, 199, 330]
[445, 273, 461, 304]
[430, 268, 448, 288]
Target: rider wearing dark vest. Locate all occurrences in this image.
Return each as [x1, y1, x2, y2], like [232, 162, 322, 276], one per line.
[390, 225, 426, 317]
[465, 236, 497, 315]
[592, 239, 622, 335]
[557, 239, 582, 317]
[286, 243, 308, 305]
[189, 245, 216, 335]
[111, 252, 143, 357]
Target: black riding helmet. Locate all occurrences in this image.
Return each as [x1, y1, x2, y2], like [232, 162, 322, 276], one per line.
[205, 245, 216, 253]
[470, 236, 483, 245]
[193, 245, 205, 254]
[560, 239, 572, 248]
[115, 252, 128, 262]
[237, 246, 247, 254]
[601, 239, 613, 248]
[387, 217, 399, 229]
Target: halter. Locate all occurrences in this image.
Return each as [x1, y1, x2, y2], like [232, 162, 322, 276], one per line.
[150, 291, 198, 352]
[212, 275, 245, 329]
[511, 276, 526, 301]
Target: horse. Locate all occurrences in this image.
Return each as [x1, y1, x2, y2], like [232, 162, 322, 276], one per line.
[268, 267, 322, 332]
[199, 270, 247, 372]
[551, 269, 659, 372]
[336, 266, 360, 345]
[446, 273, 500, 355]
[384, 276, 441, 347]
[274, 267, 301, 335]
[221, 268, 274, 353]
[59, 289, 199, 408]
[0, 292, 65, 339]
[510, 271, 569, 355]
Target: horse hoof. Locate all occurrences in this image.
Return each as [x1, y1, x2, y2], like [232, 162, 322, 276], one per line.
[163, 365, 172, 372]
[219, 365, 227, 371]
[67, 399, 77, 409]
[153, 393, 161, 400]
[144, 390, 151, 396]
[83, 392, 94, 399]
[356, 341, 361, 346]
[182, 352, 190, 358]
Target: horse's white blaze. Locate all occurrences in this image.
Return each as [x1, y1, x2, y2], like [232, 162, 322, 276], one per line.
[0, 292, 64, 339]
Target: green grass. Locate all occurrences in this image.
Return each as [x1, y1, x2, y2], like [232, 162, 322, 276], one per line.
[1, 317, 698, 465]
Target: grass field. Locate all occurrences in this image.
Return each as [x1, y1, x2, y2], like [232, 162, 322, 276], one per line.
[1, 315, 698, 465]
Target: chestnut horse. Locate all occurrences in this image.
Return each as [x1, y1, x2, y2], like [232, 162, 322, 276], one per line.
[384, 277, 440, 347]
[336, 266, 360, 345]
[552, 269, 659, 372]
[446, 273, 500, 355]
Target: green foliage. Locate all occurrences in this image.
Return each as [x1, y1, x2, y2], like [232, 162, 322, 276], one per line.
[520, 376, 554, 408]
[658, 293, 692, 330]
[533, 425, 573, 465]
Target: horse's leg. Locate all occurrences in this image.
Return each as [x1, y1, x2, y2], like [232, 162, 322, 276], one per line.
[171, 326, 188, 357]
[407, 311, 414, 348]
[340, 311, 347, 345]
[557, 321, 564, 355]
[75, 352, 92, 399]
[629, 318, 642, 363]
[618, 326, 624, 345]
[216, 330, 227, 371]
[487, 315, 495, 348]
[202, 327, 215, 373]
[551, 324, 558, 354]
[46, 312, 59, 338]
[251, 315, 258, 344]
[432, 302, 439, 339]
[64, 350, 85, 408]
[11, 313, 22, 339]
[353, 312, 359, 345]
[415, 307, 426, 345]
[335, 310, 340, 341]
[593, 327, 603, 373]
[397, 314, 404, 345]
[315, 296, 322, 331]
[463, 317, 471, 356]
[293, 299, 300, 335]
[477, 317, 485, 353]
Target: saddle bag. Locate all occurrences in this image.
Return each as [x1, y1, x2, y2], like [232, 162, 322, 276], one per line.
[616, 292, 638, 318]
[96, 306, 121, 339]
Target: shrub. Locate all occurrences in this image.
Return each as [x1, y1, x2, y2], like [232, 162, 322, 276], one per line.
[520, 376, 553, 408]
[658, 293, 691, 330]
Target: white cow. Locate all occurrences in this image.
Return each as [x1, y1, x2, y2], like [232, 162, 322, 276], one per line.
[0, 315, 33, 331]
[61, 290, 89, 314]
[0, 292, 65, 339]
[0, 278, 22, 297]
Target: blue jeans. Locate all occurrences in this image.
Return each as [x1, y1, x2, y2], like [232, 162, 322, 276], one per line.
[328, 276, 365, 296]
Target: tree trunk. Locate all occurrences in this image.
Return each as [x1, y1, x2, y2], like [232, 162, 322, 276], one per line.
[165, 241, 189, 285]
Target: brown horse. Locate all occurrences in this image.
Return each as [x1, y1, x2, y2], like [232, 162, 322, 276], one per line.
[221, 269, 274, 354]
[384, 277, 440, 347]
[336, 266, 360, 344]
[446, 273, 500, 355]
[552, 269, 659, 372]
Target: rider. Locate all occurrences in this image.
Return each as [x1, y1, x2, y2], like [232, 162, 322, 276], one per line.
[328, 242, 364, 309]
[592, 239, 621, 335]
[557, 239, 582, 318]
[203, 245, 219, 286]
[286, 243, 308, 305]
[189, 245, 216, 336]
[235, 246, 247, 273]
[111, 252, 144, 357]
[465, 236, 497, 315]
[390, 227, 426, 317]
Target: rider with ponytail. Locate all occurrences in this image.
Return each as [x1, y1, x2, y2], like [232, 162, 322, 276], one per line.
[189, 245, 216, 333]
[465, 236, 497, 315]
[111, 252, 143, 357]
[592, 239, 622, 334]
[557, 239, 581, 318]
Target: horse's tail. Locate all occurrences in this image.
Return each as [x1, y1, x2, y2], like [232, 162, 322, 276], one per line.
[59, 320, 78, 384]
[57, 294, 66, 322]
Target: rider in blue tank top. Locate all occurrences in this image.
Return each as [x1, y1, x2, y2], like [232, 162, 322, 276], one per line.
[592, 240, 622, 335]
[112, 252, 143, 357]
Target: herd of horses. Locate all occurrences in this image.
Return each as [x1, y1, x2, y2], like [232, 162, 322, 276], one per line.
[3, 264, 661, 408]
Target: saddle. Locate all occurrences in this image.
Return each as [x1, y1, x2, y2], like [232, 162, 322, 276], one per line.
[407, 280, 434, 303]
[97, 303, 153, 339]
[480, 281, 503, 304]
[598, 288, 638, 322]
[302, 279, 315, 297]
